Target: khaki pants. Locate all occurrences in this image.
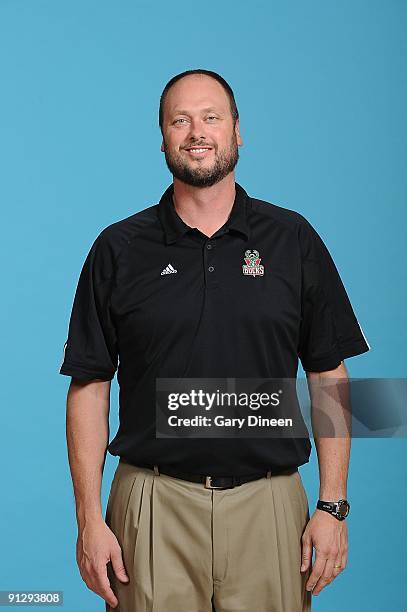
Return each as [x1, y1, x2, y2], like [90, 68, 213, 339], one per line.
[105, 460, 311, 611]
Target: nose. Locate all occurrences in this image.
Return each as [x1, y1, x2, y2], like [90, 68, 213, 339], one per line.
[188, 117, 207, 141]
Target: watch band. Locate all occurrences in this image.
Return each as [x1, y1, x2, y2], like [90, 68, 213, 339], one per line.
[317, 499, 350, 521]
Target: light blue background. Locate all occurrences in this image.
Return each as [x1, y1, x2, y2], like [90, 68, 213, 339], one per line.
[0, 1, 406, 610]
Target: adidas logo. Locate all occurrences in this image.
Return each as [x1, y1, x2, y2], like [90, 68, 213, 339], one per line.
[161, 263, 178, 275]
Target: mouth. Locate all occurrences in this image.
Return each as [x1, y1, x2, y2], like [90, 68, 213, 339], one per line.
[184, 147, 213, 158]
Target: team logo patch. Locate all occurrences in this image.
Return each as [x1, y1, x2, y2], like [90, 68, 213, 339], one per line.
[242, 249, 264, 277]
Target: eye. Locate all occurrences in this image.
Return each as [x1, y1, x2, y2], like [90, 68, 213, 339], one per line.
[206, 115, 218, 121]
[174, 118, 188, 125]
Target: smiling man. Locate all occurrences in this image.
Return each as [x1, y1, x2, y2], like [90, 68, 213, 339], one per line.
[160, 76, 240, 189]
[60, 69, 370, 611]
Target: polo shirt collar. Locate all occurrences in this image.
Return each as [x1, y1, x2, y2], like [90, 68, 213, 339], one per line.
[157, 181, 250, 245]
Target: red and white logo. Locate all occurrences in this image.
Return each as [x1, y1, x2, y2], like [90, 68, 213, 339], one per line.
[242, 250, 264, 277]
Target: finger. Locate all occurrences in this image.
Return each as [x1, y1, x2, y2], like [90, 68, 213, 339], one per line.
[99, 585, 118, 609]
[331, 554, 343, 578]
[92, 566, 119, 608]
[306, 553, 328, 592]
[84, 575, 119, 609]
[341, 528, 348, 570]
[332, 537, 346, 579]
[341, 545, 348, 570]
[300, 534, 313, 572]
[312, 557, 336, 595]
[110, 547, 129, 583]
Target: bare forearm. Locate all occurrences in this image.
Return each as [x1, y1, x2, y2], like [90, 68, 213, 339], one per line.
[308, 362, 351, 500]
[66, 380, 111, 529]
[314, 435, 350, 499]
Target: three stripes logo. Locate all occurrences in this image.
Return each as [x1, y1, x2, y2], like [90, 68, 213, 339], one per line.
[161, 263, 178, 275]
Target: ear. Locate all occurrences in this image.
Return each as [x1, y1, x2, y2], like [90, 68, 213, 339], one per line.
[235, 118, 243, 146]
[160, 139, 165, 152]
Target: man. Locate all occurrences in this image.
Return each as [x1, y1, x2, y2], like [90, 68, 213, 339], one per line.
[60, 69, 370, 611]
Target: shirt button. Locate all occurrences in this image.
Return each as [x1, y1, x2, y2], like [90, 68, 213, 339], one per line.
[206, 243, 213, 250]
[208, 266, 215, 272]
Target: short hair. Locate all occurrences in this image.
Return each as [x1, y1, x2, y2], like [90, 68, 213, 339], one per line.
[158, 69, 239, 132]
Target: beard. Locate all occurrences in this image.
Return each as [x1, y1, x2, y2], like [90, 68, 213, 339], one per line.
[163, 132, 239, 188]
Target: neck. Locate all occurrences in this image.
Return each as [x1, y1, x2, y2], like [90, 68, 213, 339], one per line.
[172, 173, 236, 238]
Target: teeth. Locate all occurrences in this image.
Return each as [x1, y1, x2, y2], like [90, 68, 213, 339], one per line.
[188, 148, 210, 153]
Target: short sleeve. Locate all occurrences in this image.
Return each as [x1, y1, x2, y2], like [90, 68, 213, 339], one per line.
[297, 217, 370, 372]
[59, 231, 118, 381]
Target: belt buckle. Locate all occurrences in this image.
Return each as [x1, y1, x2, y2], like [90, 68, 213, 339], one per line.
[204, 475, 228, 490]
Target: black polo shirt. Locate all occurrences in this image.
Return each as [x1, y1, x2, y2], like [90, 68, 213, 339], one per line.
[59, 182, 370, 475]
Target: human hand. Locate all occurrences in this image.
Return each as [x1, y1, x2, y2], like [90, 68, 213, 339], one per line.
[300, 509, 348, 596]
[76, 518, 129, 608]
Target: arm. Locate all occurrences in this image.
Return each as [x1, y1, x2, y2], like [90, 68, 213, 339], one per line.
[308, 361, 351, 500]
[66, 379, 110, 526]
[66, 379, 129, 609]
[300, 361, 350, 597]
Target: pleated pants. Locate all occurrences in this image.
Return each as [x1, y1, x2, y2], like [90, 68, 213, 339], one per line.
[105, 460, 312, 611]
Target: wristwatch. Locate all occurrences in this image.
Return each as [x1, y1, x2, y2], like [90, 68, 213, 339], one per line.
[317, 499, 350, 521]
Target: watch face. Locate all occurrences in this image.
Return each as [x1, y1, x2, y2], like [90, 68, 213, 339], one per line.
[338, 500, 350, 517]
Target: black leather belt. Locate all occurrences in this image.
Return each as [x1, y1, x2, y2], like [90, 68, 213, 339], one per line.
[120, 458, 297, 489]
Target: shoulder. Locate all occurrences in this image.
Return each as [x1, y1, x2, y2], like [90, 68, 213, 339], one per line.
[249, 194, 318, 241]
[248, 194, 326, 260]
[90, 203, 159, 260]
[249, 195, 310, 231]
[97, 203, 159, 248]
[79, 204, 159, 282]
